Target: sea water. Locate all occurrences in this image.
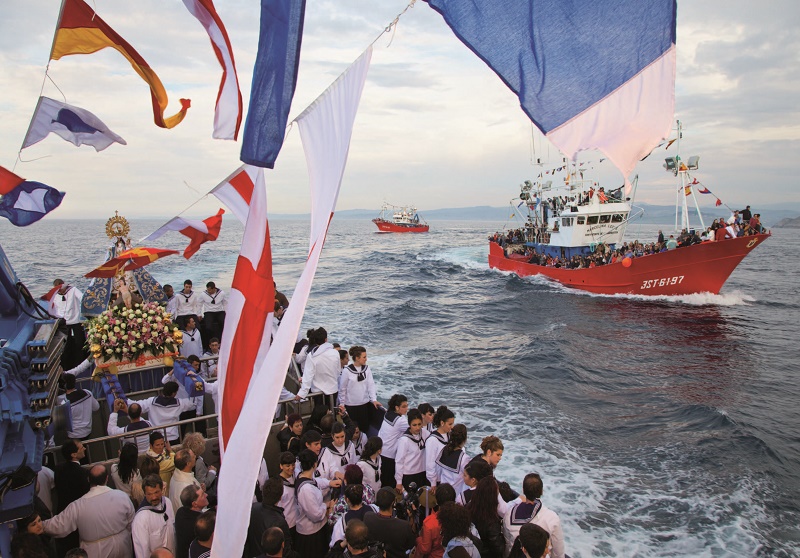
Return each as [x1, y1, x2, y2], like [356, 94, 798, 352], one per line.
[1, 217, 798, 557]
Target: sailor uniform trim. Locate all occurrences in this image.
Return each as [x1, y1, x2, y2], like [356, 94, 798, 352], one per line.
[436, 448, 465, 473]
[346, 363, 368, 382]
[360, 457, 381, 483]
[509, 499, 542, 526]
[65, 389, 93, 406]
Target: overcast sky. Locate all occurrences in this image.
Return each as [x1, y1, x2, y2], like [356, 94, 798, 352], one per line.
[1, 0, 798, 220]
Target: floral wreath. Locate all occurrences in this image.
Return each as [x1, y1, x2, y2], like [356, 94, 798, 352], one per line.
[86, 301, 181, 363]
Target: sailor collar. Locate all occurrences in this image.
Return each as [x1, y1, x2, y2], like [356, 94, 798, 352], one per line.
[510, 499, 542, 525]
[205, 289, 222, 304]
[346, 363, 368, 381]
[402, 429, 425, 450]
[179, 290, 194, 302]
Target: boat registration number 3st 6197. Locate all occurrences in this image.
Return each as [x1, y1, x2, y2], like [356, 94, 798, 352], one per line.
[640, 276, 685, 290]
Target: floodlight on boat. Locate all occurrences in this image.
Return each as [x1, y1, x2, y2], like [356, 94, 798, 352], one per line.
[687, 156, 700, 170]
[664, 157, 677, 172]
[542, 180, 552, 191]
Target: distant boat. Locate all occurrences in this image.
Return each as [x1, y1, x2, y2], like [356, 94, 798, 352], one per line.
[373, 203, 429, 233]
[488, 122, 769, 296]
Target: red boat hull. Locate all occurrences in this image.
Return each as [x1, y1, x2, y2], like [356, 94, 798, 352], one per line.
[488, 233, 770, 295]
[373, 219, 429, 233]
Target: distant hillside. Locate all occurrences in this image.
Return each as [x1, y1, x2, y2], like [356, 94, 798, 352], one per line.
[774, 216, 800, 228]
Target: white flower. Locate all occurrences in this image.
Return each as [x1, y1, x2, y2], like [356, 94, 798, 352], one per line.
[135, 332, 141, 338]
[120, 323, 126, 329]
[115, 348, 122, 353]
[114, 327, 120, 333]
[137, 318, 142, 323]
[138, 343, 144, 349]
[156, 317, 162, 322]
[106, 349, 113, 354]
[101, 335, 107, 341]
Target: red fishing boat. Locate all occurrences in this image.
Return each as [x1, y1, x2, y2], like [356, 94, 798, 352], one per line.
[488, 122, 769, 296]
[373, 203, 429, 233]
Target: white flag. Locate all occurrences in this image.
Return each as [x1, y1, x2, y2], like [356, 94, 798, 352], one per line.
[22, 96, 126, 152]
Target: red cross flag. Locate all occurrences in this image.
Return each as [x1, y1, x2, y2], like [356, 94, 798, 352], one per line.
[140, 208, 225, 259]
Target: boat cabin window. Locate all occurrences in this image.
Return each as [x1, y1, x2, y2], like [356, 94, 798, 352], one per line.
[587, 215, 599, 225]
[576, 216, 585, 225]
[599, 215, 610, 224]
[611, 214, 624, 223]
[562, 217, 573, 227]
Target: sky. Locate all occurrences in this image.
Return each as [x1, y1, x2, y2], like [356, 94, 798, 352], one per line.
[1, 0, 798, 220]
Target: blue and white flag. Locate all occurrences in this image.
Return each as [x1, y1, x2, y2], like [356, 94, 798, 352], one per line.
[424, 0, 677, 183]
[239, 0, 307, 168]
[22, 96, 126, 152]
[0, 180, 65, 226]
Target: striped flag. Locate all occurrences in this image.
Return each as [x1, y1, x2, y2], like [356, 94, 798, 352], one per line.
[141, 209, 225, 259]
[51, 0, 190, 129]
[181, 0, 242, 140]
[210, 165, 259, 224]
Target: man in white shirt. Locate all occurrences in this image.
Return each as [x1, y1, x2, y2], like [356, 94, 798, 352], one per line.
[175, 279, 199, 330]
[107, 399, 153, 453]
[49, 278, 88, 370]
[127, 381, 196, 445]
[132, 474, 175, 558]
[198, 281, 226, 351]
[295, 327, 341, 403]
[163, 284, 178, 319]
[503, 473, 566, 558]
[43, 465, 135, 558]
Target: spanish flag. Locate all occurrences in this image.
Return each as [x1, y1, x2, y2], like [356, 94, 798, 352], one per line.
[50, 0, 190, 129]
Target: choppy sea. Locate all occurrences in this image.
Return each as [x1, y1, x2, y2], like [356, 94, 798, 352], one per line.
[1, 217, 798, 557]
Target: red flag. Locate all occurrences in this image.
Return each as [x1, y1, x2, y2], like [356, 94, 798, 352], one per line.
[0, 165, 25, 195]
[210, 165, 259, 225]
[141, 209, 225, 259]
[217, 168, 273, 450]
[715, 199, 722, 206]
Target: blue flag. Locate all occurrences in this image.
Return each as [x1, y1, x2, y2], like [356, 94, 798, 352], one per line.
[240, 0, 307, 168]
[0, 181, 65, 226]
[424, 0, 677, 181]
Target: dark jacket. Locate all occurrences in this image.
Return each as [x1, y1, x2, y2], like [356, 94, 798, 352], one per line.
[54, 461, 89, 512]
[175, 507, 202, 558]
[245, 503, 296, 558]
[473, 516, 504, 558]
[363, 513, 415, 558]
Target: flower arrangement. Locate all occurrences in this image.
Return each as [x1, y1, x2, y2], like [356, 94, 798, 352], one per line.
[86, 301, 181, 364]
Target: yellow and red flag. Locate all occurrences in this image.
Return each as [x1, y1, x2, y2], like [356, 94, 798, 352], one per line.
[50, 0, 190, 129]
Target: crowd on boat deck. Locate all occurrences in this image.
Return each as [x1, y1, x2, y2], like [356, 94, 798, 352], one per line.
[491, 206, 767, 270]
[536, 185, 625, 217]
[14, 279, 561, 558]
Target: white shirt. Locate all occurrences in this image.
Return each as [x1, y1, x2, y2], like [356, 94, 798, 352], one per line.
[132, 497, 175, 558]
[295, 477, 327, 535]
[43, 485, 135, 558]
[168, 468, 199, 513]
[425, 431, 449, 487]
[201, 350, 219, 379]
[49, 285, 83, 324]
[129, 395, 196, 442]
[63, 388, 99, 438]
[377, 412, 408, 459]
[179, 327, 203, 359]
[297, 343, 341, 398]
[106, 413, 153, 453]
[434, 449, 469, 494]
[318, 442, 356, 481]
[278, 476, 298, 528]
[165, 295, 178, 318]
[395, 432, 426, 485]
[357, 457, 382, 494]
[199, 288, 226, 314]
[503, 500, 565, 558]
[174, 289, 199, 317]
[36, 466, 55, 514]
[338, 364, 377, 406]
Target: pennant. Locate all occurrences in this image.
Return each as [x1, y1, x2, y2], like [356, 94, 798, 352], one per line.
[0, 181, 65, 227]
[142, 209, 225, 259]
[181, 0, 243, 140]
[0, 165, 26, 195]
[698, 187, 712, 195]
[212, 47, 372, 558]
[715, 199, 722, 207]
[690, 178, 699, 185]
[210, 165, 261, 224]
[425, 0, 677, 184]
[51, 0, 190, 129]
[240, 0, 307, 168]
[665, 138, 677, 149]
[22, 96, 126, 152]
[684, 185, 692, 196]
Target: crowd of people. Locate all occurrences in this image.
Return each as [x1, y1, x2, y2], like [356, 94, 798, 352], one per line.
[13, 307, 566, 558]
[492, 206, 766, 270]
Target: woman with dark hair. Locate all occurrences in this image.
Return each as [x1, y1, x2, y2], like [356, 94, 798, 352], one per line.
[377, 393, 409, 487]
[426, 406, 455, 489]
[435, 424, 469, 494]
[15, 513, 55, 558]
[465, 477, 505, 558]
[110, 443, 142, 505]
[438, 502, 480, 558]
[457, 459, 493, 506]
[394, 409, 429, 493]
[357, 436, 383, 494]
[339, 345, 380, 435]
[418, 402, 436, 438]
[328, 464, 376, 526]
[277, 413, 304, 455]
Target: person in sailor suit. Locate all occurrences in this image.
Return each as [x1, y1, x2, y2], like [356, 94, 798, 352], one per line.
[394, 409, 429, 493]
[198, 281, 226, 350]
[294, 449, 332, 557]
[426, 406, 455, 489]
[48, 278, 88, 370]
[179, 317, 203, 359]
[434, 424, 470, 494]
[502, 473, 566, 558]
[174, 280, 199, 330]
[61, 373, 99, 442]
[377, 394, 409, 488]
[295, 327, 341, 405]
[318, 422, 356, 482]
[339, 345, 380, 435]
